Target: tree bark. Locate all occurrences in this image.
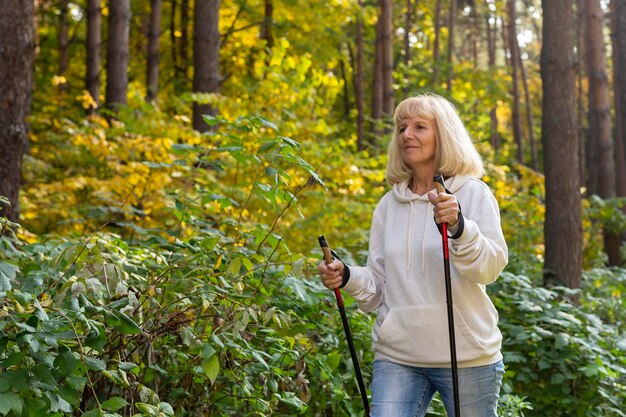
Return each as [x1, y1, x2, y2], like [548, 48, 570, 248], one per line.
[508, 0, 523, 165]
[192, 0, 221, 132]
[432, 0, 443, 86]
[372, 13, 383, 130]
[146, 0, 163, 101]
[58, 0, 70, 86]
[179, 0, 190, 79]
[86, 0, 102, 113]
[380, 0, 394, 115]
[0, 1, 34, 221]
[487, 9, 499, 152]
[541, 0, 582, 288]
[612, 0, 626, 198]
[170, 0, 178, 77]
[354, 0, 365, 150]
[261, 0, 274, 50]
[582, 0, 618, 265]
[105, 0, 131, 111]
[446, 0, 457, 92]
[610, 0, 626, 266]
[403, 0, 414, 70]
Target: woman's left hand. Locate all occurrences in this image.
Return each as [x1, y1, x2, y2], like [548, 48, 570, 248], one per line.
[428, 191, 459, 227]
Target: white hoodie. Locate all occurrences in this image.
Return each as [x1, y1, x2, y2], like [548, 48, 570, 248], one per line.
[343, 175, 508, 368]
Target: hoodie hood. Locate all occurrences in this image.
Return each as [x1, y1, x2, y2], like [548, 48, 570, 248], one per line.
[391, 174, 475, 203]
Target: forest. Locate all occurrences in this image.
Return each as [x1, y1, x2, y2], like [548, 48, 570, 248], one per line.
[0, 0, 625, 416]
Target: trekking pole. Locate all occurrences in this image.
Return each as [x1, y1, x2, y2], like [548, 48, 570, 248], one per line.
[318, 235, 370, 417]
[433, 175, 461, 417]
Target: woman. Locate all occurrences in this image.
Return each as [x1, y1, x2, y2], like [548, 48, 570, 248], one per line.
[319, 93, 508, 417]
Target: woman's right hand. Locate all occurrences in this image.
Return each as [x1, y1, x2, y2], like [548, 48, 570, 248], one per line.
[318, 259, 344, 290]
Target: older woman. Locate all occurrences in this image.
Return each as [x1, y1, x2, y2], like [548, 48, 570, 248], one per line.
[319, 93, 508, 417]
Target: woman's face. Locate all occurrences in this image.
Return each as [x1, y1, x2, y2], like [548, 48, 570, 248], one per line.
[398, 115, 437, 169]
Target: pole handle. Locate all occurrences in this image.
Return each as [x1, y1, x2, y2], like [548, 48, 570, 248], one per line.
[319, 235, 334, 265]
[433, 174, 446, 195]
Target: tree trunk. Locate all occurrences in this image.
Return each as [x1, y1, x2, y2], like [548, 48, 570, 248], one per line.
[0, 1, 34, 222]
[403, 0, 414, 77]
[339, 57, 350, 116]
[432, 0, 443, 86]
[372, 13, 383, 130]
[170, 0, 178, 77]
[613, 0, 626, 198]
[58, 0, 70, 88]
[192, 0, 221, 132]
[146, 0, 163, 101]
[354, 0, 365, 150]
[380, 0, 394, 115]
[585, 0, 614, 197]
[402, 0, 414, 94]
[470, 3, 479, 67]
[487, 10, 499, 152]
[105, 0, 131, 111]
[261, 0, 274, 50]
[610, 0, 626, 266]
[577, 0, 587, 189]
[584, 0, 618, 264]
[541, 0, 582, 288]
[86, 0, 102, 113]
[508, 0, 523, 165]
[179, 0, 190, 79]
[519, 55, 537, 170]
[446, 0, 457, 92]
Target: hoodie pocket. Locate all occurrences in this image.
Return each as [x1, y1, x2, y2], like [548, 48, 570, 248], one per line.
[374, 304, 496, 365]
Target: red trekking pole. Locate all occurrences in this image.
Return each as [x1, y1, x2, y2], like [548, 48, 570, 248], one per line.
[433, 174, 461, 417]
[318, 235, 370, 416]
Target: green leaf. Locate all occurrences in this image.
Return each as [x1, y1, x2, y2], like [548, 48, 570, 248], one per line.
[0, 350, 27, 368]
[101, 397, 128, 411]
[106, 311, 143, 335]
[202, 114, 219, 126]
[83, 356, 106, 371]
[0, 261, 18, 291]
[0, 370, 27, 392]
[135, 403, 158, 416]
[85, 326, 106, 352]
[81, 409, 103, 417]
[0, 391, 23, 415]
[554, 333, 570, 349]
[276, 392, 308, 411]
[54, 348, 78, 376]
[156, 402, 174, 417]
[31, 364, 57, 389]
[201, 354, 220, 384]
[58, 385, 81, 406]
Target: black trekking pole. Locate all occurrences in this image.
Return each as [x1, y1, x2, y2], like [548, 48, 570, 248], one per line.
[433, 175, 461, 417]
[318, 235, 370, 417]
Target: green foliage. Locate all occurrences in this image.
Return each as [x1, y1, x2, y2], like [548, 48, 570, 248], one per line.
[490, 271, 626, 416]
[3, 113, 379, 416]
[13, 2, 626, 416]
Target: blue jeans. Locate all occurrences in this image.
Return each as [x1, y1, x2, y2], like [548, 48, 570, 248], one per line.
[371, 359, 505, 417]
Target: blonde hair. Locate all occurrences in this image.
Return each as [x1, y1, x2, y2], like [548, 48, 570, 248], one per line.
[386, 93, 484, 185]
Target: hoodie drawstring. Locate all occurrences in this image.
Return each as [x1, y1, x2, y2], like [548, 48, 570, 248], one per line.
[407, 200, 414, 272]
[406, 198, 434, 277]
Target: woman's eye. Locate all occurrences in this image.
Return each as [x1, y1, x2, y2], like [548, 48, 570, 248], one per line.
[399, 127, 406, 133]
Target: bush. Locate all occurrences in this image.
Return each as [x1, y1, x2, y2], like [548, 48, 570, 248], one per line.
[490, 270, 626, 416]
